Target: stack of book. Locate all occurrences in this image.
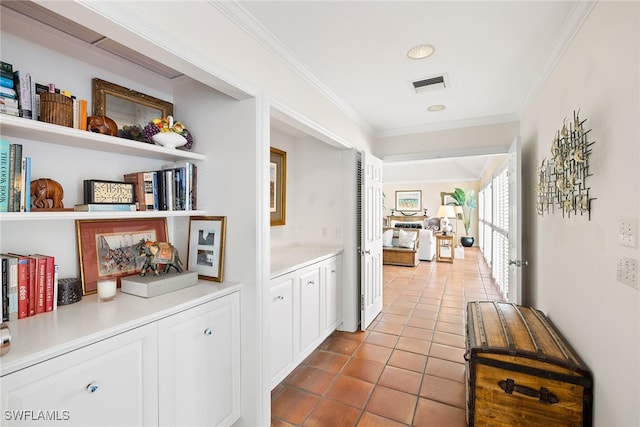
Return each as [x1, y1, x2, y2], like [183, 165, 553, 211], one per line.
[0, 140, 31, 213]
[124, 161, 197, 211]
[1, 253, 58, 321]
[0, 61, 19, 117]
[0, 60, 88, 128]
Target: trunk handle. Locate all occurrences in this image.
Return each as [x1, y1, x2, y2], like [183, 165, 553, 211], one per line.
[498, 379, 559, 405]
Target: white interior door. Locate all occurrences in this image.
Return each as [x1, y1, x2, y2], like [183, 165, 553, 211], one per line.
[361, 153, 383, 330]
[508, 137, 524, 304]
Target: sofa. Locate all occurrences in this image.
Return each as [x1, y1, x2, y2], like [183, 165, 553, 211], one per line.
[382, 228, 420, 267]
[389, 218, 439, 262]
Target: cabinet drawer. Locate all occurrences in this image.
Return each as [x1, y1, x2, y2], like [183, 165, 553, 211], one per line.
[0, 323, 158, 427]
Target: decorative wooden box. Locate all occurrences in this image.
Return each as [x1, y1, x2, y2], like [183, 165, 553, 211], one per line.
[465, 301, 593, 426]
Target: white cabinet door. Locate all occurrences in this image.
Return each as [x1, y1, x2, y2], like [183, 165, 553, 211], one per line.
[158, 292, 240, 427]
[0, 323, 158, 427]
[270, 274, 295, 386]
[298, 267, 321, 357]
[323, 256, 342, 336]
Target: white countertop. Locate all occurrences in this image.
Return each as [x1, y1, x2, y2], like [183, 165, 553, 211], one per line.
[0, 281, 241, 376]
[271, 245, 343, 278]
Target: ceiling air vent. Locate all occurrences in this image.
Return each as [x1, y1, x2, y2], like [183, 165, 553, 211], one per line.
[411, 74, 447, 93]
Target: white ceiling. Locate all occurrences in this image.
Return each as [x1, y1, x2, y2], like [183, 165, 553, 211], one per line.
[237, 1, 592, 181]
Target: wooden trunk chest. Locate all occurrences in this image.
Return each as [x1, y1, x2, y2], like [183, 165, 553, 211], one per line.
[465, 301, 593, 426]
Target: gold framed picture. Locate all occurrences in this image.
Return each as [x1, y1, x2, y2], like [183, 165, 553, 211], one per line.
[270, 147, 287, 226]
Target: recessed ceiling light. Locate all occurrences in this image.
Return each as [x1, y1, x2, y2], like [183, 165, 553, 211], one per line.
[407, 44, 435, 60]
[427, 104, 446, 112]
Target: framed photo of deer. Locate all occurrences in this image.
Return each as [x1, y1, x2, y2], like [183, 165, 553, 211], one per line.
[76, 218, 168, 294]
[187, 216, 226, 282]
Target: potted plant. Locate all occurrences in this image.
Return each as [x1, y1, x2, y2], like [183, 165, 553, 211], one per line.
[450, 187, 477, 247]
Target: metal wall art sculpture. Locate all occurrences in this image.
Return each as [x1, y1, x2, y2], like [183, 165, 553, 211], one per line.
[536, 110, 595, 219]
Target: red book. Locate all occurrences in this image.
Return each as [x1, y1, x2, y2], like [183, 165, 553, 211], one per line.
[11, 255, 28, 319]
[33, 254, 55, 312]
[25, 256, 36, 316]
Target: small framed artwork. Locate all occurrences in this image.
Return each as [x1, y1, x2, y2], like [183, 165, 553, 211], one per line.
[187, 216, 226, 282]
[76, 218, 168, 294]
[441, 191, 456, 206]
[270, 147, 287, 226]
[395, 190, 422, 212]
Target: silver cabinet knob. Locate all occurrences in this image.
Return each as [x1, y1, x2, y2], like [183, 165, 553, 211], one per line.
[204, 328, 213, 336]
[86, 383, 99, 393]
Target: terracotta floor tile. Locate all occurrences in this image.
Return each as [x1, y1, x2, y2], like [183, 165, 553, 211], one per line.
[365, 386, 417, 425]
[321, 336, 362, 355]
[333, 330, 369, 342]
[380, 313, 408, 325]
[399, 325, 433, 341]
[431, 330, 466, 348]
[325, 375, 375, 409]
[365, 331, 400, 348]
[357, 411, 408, 427]
[428, 343, 466, 363]
[309, 350, 350, 374]
[405, 316, 436, 330]
[270, 416, 296, 426]
[371, 321, 404, 336]
[288, 366, 337, 395]
[413, 398, 466, 427]
[437, 312, 464, 324]
[378, 365, 423, 395]
[425, 358, 466, 383]
[387, 349, 427, 373]
[342, 357, 385, 384]
[395, 336, 431, 355]
[410, 308, 439, 320]
[271, 386, 320, 425]
[304, 398, 362, 427]
[420, 374, 466, 408]
[353, 343, 393, 363]
[435, 321, 465, 336]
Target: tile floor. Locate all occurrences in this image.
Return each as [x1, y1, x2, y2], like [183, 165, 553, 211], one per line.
[271, 247, 504, 427]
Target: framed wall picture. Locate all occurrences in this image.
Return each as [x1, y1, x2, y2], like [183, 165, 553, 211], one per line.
[187, 216, 226, 282]
[395, 190, 422, 212]
[441, 191, 456, 206]
[76, 218, 168, 295]
[270, 147, 287, 226]
[92, 77, 173, 137]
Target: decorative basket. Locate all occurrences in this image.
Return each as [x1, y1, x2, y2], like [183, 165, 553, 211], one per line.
[40, 92, 73, 127]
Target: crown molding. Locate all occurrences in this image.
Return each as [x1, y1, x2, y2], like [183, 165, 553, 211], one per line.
[214, 1, 375, 136]
[376, 114, 520, 139]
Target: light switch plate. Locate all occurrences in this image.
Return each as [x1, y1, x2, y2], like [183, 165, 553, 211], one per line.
[616, 255, 638, 289]
[619, 217, 637, 247]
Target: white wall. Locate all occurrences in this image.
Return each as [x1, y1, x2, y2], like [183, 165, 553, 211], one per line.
[270, 129, 345, 248]
[520, 2, 639, 425]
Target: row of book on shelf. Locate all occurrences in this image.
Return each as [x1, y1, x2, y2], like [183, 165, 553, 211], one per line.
[78, 162, 198, 212]
[1, 60, 88, 129]
[1, 253, 58, 322]
[0, 141, 31, 213]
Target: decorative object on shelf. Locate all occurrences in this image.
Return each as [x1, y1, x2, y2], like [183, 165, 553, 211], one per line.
[143, 116, 193, 149]
[87, 115, 118, 136]
[96, 278, 117, 302]
[270, 147, 286, 226]
[120, 270, 198, 298]
[187, 216, 226, 282]
[92, 77, 173, 141]
[449, 187, 477, 247]
[40, 92, 73, 127]
[30, 178, 64, 209]
[437, 205, 456, 235]
[134, 240, 184, 277]
[57, 278, 83, 306]
[395, 190, 422, 213]
[76, 218, 168, 295]
[536, 110, 595, 219]
[0, 323, 10, 356]
[83, 180, 135, 204]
